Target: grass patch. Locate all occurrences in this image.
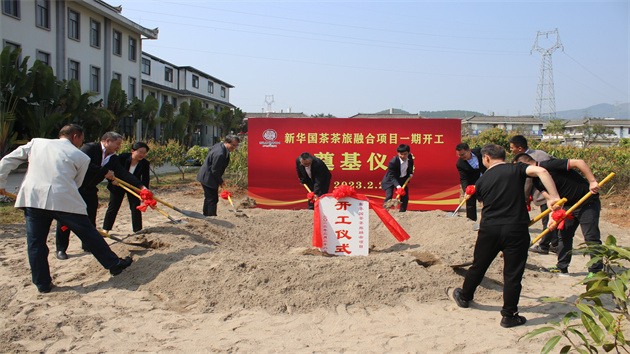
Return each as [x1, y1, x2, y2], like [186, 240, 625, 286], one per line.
[0, 203, 23, 224]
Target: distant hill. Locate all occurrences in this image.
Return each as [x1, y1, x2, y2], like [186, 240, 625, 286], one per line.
[374, 108, 485, 118]
[373, 103, 629, 120]
[555, 103, 629, 120]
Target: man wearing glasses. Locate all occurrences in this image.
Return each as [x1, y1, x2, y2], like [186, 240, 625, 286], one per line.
[197, 135, 241, 216]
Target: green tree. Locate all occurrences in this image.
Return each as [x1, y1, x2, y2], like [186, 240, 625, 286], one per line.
[0, 46, 34, 157]
[157, 101, 175, 141]
[171, 101, 190, 143]
[577, 122, 616, 148]
[105, 79, 133, 132]
[62, 79, 101, 141]
[131, 95, 159, 140]
[21, 61, 72, 139]
[311, 113, 336, 118]
[214, 107, 244, 138]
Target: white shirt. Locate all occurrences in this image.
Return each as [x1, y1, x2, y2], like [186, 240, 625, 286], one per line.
[305, 165, 312, 179]
[399, 157, 408, 178]
[101, 142, 114, 166]
[0, 138, 90, 214]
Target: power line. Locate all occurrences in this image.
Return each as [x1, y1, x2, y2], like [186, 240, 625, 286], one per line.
[562, 52, 628, 98]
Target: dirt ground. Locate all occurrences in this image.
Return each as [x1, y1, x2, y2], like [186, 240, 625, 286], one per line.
[0, 184, 628, 352]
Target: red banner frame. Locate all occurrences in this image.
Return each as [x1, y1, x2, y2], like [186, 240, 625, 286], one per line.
[248, 117, 461, 211]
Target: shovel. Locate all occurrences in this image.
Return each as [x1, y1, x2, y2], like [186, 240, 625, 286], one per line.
[114, 178, 207, 220]
[384, 176, 411, 209]
[117, 183, 186, 224]
[3, 191, 17, 199]
[448, 194, 470, 217]
[531, 172, 615, 246]
[303, 184, 316, 202]
[97, 230, 150, 248]
[222, 190, 247, 217]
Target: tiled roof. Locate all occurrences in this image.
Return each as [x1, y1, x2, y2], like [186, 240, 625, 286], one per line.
[463, 115, 544, 124]
[245, 112, 310, 118]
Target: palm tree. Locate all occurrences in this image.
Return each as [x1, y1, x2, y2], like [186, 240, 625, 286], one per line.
[0, 46, 34, 157]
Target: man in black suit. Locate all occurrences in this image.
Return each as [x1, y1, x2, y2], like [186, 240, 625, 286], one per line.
[382, 144, 414, 212]
[197, 135, 241, 216]
[455, 143, 487, 221]
[295, 152, 332, 210]
[55, 132, 144, 260]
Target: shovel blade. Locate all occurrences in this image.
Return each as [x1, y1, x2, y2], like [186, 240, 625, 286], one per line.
[174, 207, 208, 220]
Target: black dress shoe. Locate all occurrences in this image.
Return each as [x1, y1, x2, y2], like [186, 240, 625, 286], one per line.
[56, 251, 68, 260]
[109, 256, 133, 276]
[500, 314, 527, 328]
[452, 287, 470, 308]
[37, 283, 55, 293]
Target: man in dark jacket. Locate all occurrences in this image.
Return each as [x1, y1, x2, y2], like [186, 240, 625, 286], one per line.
[382, 144, 414, 212]
[455, 143, 487, 221]
[197, 135, 240, 216]
[295, 152, 332, 209]
[55, 132, 145, 260]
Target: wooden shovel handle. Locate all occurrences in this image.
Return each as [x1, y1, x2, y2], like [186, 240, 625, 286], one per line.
[115, 177, 175, 209]
[531, 172, 615, 245]
[528, 198, 568, 226]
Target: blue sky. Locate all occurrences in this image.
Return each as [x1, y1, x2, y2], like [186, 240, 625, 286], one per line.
[122, 0, 629, 118]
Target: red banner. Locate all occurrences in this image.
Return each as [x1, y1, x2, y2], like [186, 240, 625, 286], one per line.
[248, 118, 461, 211]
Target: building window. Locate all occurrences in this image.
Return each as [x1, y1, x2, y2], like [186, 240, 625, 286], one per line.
[148, 91, 156, 98]
[128, 37, 137, 61]
[208, 82, 214, 93]
[68, 60, 79, 81]
[162, 94, 168, 105]
[90, 19, 100, 48]
[141, 58, 151, 75]
[36, 50, 50, 66]
[192, 75, 199, 88]
[90, 66, 100, 93]
[36, 0, 49, 29]
[164, 67, 173, 82]
[171, 97, 177, 108]
[112, 72, 121, 82]
[2, 0, 20, 18]
[113, 30, 122, 56]
[68, 9, 79, 40]
[220, 86, 226, 98]
[128, 77, 136, 99]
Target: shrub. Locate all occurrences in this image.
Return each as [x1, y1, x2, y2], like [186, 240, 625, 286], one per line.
[522, 235, 629, 353]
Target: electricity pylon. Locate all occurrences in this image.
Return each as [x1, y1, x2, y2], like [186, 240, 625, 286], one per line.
[531, 28, 563, 120]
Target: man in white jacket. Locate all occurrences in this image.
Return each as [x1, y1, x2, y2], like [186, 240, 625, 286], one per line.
[0, 124, 132, 293]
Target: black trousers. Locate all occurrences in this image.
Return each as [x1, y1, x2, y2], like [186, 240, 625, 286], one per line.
[102, 190, 143, 232]
[556, 196, 602, 272]
[201, 184, 219, 216]
[55, 187, 98, 252]
[465, 195, 477, 221]
[25, 208, 120, 290]
[460, 223, 530, 317]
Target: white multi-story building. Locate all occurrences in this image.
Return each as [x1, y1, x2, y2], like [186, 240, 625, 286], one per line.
[1, 0, 158, 104]
[140, 52, 235, 146]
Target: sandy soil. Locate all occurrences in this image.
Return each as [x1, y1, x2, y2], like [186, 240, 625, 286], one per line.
[1, 185, 628, 353]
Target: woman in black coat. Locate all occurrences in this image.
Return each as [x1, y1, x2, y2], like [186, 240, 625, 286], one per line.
[102, 142, 150, 233]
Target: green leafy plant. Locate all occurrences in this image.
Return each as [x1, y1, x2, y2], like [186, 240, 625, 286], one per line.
[522, 235, 629, 353]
